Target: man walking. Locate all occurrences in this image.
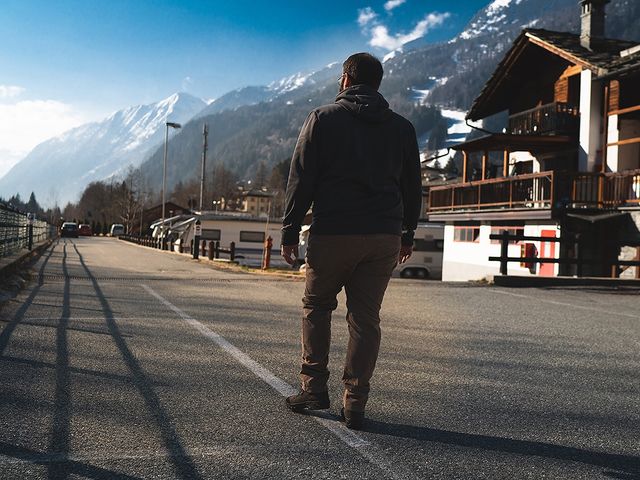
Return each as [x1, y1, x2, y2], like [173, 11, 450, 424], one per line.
[281, 52, 422, 430]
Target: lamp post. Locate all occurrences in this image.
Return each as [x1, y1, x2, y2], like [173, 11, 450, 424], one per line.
[161, 121, 182, 248]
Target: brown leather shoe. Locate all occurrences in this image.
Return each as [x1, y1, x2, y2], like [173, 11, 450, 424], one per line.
[285, 390, 330, 412]
[340, 408, 365, 430]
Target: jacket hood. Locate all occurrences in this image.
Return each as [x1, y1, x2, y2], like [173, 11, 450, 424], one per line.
[335, 85, 391, 123]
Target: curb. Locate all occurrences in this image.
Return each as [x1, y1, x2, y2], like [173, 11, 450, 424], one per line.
[117, 238, 304, 280]
[490, 274, 640, 288]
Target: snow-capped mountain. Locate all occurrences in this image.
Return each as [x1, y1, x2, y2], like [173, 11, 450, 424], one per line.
[196, 62, 341, 118]
[0, 92, 207, 206]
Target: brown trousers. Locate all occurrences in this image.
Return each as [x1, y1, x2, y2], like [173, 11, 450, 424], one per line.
[301, 233, 400, 412]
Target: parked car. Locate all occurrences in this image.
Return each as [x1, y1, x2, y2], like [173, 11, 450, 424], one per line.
[110, 223, 125, 236]
[60, 222, 79, 238]
[78, 224, 92, 236]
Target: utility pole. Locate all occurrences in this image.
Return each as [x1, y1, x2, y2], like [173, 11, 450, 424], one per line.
[199, 124, 208, 211]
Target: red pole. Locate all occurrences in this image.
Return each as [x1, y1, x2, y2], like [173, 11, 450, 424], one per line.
[262, 236, 273, 270]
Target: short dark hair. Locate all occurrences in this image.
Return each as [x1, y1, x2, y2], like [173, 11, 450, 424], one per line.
[342, 53, 383, 90]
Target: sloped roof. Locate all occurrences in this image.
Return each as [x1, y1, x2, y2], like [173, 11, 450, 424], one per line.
[525, 29, 637, 72]
[467, 28, 640, 121]
[451, 133, 575, 152]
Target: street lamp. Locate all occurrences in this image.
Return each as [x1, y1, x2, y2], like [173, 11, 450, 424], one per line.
[161, 121, 181, 248]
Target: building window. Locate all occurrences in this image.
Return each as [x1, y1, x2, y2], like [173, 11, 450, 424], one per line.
[490, 227, 524, 244]
[240, 231, 265, 243]
[453, 227, 480, 243]
[201, 229, 221, 241]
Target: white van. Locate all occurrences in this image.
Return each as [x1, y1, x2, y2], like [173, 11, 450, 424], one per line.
[393, 222, 444, 279]
[110, 223, 125, 237]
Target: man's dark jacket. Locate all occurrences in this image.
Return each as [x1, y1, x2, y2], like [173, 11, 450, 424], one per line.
[281, 84, 422, 247]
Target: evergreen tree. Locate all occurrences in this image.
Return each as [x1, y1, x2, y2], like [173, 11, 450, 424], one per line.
[26, 192, 40, 213]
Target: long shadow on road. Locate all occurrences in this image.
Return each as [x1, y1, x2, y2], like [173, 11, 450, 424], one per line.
[364, 419, 640, 479]
[71, 241, 203, 480]
[0, 442, 141, 480]
[0, 240, 142, 480]
[48, 240, 71, 480]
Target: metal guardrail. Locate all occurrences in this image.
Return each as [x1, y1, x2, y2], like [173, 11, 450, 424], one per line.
[0, 203, 55, 258]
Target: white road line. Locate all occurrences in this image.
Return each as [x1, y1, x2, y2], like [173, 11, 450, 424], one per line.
[492, 289, 638, 319]
[141, 284, 408, 480]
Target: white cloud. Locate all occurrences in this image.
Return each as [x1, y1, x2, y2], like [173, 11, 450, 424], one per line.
[368, 12, 451, 50]
[384, 0, 406, 12]
[0, 85, 26, 100]
[358, 7, 377, 27]
[0, 99, 87, 175]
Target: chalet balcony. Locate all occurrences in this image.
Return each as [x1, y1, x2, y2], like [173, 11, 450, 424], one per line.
[429, 172, 555, 214]
[428, 169, 640, 215]
[508, 102, 580, 135]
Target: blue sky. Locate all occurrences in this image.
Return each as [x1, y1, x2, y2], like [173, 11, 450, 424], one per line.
[0, 0, 486, 175]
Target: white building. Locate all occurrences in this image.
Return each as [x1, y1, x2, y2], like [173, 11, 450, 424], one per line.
[428, 0, 640, 281]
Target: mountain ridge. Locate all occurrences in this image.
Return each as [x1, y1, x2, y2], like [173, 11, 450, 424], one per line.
[0, 92, 207, 206]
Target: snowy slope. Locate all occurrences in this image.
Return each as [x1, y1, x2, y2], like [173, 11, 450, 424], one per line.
[196, 62, 341, 118]
[0, 92, 207, 206]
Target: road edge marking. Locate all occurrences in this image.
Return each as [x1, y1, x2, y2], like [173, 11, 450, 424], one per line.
[140, 284, 409, 480]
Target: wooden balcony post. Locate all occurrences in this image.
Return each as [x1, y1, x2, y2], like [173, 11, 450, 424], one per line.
[462, 151, 468, 183]
[482, 151, 488, 180]
[598, 175, 604, 207]
[509, 179, 513, 208]
[503, 150, 509, 177]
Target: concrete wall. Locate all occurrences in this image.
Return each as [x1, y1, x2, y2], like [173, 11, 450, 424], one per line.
[442, 223, 560, 281]
[579, 69, 602, 172]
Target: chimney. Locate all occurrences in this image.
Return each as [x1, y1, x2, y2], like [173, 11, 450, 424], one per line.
[580, 0, 610, 50]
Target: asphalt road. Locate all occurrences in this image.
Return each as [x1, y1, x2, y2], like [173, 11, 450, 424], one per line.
[0, 237, 638, 480]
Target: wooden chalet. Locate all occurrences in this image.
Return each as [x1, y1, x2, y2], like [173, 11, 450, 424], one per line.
[428, 0, 640, 281]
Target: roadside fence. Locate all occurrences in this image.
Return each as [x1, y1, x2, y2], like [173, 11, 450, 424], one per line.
[119, 234, 236, 262]
[489, 230, 640, 278]
[0, 203, 56, 258]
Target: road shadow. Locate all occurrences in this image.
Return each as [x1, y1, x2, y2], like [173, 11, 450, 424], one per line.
[71, 241, 203, 480]
[362, 418, 640, 479]
[0, 239, 58, 355]
[0, 441, 142, 480]
[49, 240, 72, 480]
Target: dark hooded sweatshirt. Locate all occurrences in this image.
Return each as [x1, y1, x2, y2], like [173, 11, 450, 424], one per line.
[281, 84, 422, 247]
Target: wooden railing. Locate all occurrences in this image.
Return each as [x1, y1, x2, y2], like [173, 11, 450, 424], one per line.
[428, 169, 640, 214]
[508, 102, 580, 135]
[429, 172, 554, 212]
[570, 169, 640, 207]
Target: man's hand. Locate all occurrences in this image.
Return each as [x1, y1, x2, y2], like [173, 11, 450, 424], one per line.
[399, 245, 413, 264]
[281, 244, 299, 265]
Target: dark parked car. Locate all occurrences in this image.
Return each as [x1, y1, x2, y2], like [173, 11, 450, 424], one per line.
[78, 224, 93, 236]
[60, 222, 79, 238]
